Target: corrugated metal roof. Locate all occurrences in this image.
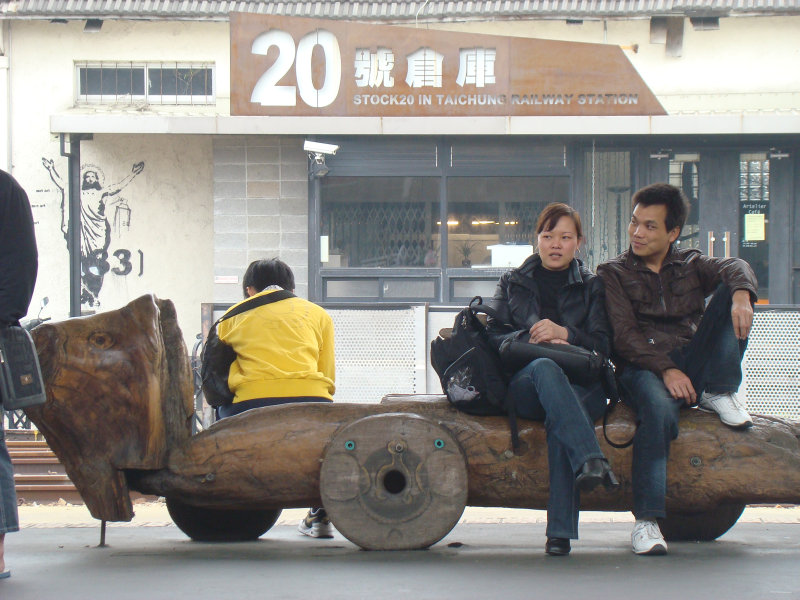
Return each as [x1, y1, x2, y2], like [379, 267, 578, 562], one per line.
[3, 0, 800, 20]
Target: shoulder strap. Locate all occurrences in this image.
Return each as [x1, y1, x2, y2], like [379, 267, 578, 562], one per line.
[468, 295, 509, 326]
[214, 289, 295, 327]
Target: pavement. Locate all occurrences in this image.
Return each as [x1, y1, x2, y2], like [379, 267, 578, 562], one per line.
[2, 503, 799, 600]
[12, 501, 800, 528]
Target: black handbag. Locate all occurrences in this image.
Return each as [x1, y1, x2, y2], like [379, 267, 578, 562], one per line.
[499, 335, 608, 387]
[200, 289, 294, 407]
[498, 334, 633, 449]
[0, 325, 47, 410]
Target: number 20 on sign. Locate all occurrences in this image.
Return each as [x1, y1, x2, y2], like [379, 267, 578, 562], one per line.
[250, 29, 342, 108]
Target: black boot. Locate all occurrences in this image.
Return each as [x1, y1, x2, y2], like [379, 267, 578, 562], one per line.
[575, 458, 620, 493]
[545, 537, 571, 556]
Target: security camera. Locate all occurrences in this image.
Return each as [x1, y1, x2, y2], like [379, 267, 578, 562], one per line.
[303, 141, 339, 156]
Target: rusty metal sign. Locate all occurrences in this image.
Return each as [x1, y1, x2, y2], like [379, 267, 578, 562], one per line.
[231, 14, 666, 117]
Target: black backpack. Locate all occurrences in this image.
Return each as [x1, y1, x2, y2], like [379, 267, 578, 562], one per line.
[430, 296, 519, 447]
[200, 289, 294, 407]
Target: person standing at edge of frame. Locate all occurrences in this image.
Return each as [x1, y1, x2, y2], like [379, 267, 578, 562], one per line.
[216, 258, 336, 539]
[487, 202, 620, 557]
[597, 182, 757, 556]
[0, 169, 39, 580]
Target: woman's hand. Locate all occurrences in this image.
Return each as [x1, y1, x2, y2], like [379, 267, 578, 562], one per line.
[528, 319, 569, 344]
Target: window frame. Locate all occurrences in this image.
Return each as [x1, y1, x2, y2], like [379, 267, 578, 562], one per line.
[75, 61, 216, 106]
[310, 136, 574, 304]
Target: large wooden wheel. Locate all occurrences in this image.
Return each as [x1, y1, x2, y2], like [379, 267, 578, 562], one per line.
[166, 497, 281, 542]
[660, 503, 746, 541]
[320, 413, 468, 551]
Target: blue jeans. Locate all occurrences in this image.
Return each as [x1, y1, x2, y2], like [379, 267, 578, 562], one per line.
[618, 284, 748, 519]
[506, 358, 608, 539]
[0, 418, 20, 535]
[217, 396, 331, 419]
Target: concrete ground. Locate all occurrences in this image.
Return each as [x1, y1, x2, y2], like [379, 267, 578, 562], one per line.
[2, 504, 799, 600]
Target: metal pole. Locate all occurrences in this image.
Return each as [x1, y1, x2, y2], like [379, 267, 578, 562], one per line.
[60, 133, 88, 317]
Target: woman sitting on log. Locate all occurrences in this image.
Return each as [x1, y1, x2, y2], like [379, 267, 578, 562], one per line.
[488, 202, 619, 556]
[216, 258, 336, 539]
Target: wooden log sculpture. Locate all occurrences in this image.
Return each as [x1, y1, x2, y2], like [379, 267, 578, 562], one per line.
[27, 295, 800, 550]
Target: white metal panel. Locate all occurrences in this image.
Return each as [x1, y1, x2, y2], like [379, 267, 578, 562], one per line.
[329, 306, 426, 403]
[742, 311, 800, 420]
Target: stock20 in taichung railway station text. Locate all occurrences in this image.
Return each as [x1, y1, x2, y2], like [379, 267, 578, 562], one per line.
[230, 14, 666, 118]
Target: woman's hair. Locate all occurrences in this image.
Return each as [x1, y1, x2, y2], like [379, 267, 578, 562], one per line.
[535, 203, 583, 239]
[242, 258, 295, 297]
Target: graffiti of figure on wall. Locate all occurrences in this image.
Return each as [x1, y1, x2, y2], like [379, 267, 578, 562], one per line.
[42, 158, 145, 307]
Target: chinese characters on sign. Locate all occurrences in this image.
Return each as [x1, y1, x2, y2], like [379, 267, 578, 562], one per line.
[231, 14, 666, 117]
[355, 48, 395, 88]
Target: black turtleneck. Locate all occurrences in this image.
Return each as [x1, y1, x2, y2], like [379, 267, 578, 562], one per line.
[535, 264, 569, 323]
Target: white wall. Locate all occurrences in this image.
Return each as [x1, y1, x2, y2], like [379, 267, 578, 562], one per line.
[7, 20, 224, 345]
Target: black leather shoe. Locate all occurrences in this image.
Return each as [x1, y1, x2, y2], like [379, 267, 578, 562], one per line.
[545, 537, 571, 556]
[575, 458, 620, 493]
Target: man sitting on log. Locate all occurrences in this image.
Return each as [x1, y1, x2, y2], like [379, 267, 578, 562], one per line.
[216, 258, 336, 538]
[597, 183, 758, 556]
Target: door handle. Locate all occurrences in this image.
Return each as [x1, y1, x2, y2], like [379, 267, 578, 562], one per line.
[723, 231, 731, 258]
[707, 231, 715, 258]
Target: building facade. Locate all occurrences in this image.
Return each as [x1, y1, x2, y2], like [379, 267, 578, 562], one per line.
[1, 1, 799, 352]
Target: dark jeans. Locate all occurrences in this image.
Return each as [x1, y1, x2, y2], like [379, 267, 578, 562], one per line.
[216, 396, 331, 419]
[618, 284, 748, 520]
[506, 357, 607, 539]
[1, 417, 20, 534]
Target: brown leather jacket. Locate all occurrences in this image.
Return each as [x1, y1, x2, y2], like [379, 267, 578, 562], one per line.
[596, 246, 757, 375]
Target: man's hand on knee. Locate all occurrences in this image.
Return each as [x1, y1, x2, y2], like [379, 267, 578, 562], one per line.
[731, 289, 754, 340]
[662, 368, 696, 404]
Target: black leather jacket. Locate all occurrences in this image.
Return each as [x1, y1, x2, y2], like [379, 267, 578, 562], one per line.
[597, 246, 757, 374]
[0, 170, 38, 327]
[487, 254, 611, 356]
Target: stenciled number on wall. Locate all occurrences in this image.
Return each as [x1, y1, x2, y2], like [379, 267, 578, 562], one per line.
[250, 29, 342, 108]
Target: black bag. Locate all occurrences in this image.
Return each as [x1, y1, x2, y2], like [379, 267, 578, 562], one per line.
[431, 297, 508, 417]
[499, 334, 633, 448]
[0, 326, 47, 410]
[499, 336, 608, 387]
[200, 289, 294, 407]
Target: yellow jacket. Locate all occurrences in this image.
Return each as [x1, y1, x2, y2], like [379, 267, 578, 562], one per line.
[218, 290, 335, 402]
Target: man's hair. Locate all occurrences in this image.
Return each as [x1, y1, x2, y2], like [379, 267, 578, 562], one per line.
[535, 202, 583, 239]
[242, 258, 295, 297]
[631, 183, 690, 234]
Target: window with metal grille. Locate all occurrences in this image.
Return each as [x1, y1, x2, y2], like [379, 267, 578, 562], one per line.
[739, 154, 770, 300]
[669, 153, 701, 250]
[583, 148, 632, 270]
[76, 62, 215, 105]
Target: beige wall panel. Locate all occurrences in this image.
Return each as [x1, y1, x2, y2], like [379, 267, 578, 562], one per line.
[430, 17, 800, 113]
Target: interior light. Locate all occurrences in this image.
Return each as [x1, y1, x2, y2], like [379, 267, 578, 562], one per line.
[768, 148, 790, 160]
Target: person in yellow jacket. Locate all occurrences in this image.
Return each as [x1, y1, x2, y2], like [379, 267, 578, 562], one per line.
[216, 258, 335, 538]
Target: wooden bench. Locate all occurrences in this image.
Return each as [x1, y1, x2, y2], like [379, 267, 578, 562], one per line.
[25, 295, 800, 550]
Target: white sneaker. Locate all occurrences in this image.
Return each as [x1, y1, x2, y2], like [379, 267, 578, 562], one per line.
[631, 519, 668, 555]
[298, 508, 333, 538]
[698, 391, 753, 430]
